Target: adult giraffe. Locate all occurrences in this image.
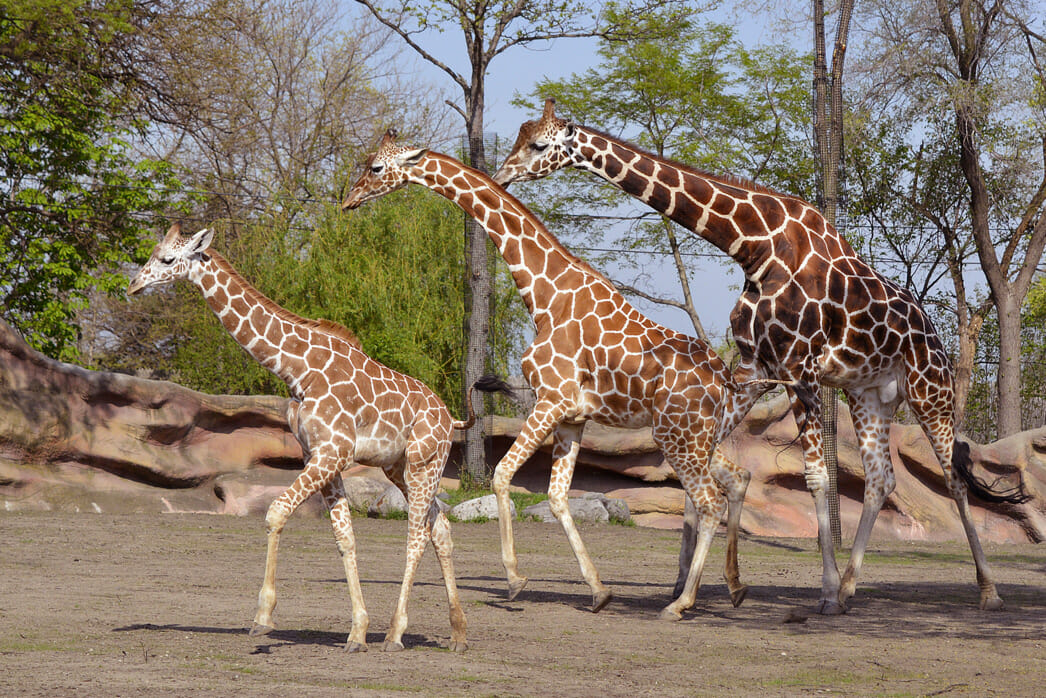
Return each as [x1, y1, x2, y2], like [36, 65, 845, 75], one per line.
[128, 223, 508, 651]
[342, 130, 787, 619]
[494, 99, 1029, 614]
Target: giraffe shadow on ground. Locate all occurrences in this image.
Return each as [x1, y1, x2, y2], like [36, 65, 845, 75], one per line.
[112, 622, 437, 652]
[340, 574, 681, 615]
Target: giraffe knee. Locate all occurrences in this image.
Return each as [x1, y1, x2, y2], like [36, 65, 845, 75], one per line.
[265, 501, 291, 534]
[547, 493, 570, 519]
[804, 470, 829, 496]
[492, 468, 512, 494]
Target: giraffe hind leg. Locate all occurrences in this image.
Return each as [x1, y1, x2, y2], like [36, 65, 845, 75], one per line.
[710, 447, 750, 607]
[674, 449, 750, 608]
[430, 510, 468, 651]
[545, 422, 612, 611]
[662, 480, 726, 620]
[321, 476, 369, 652]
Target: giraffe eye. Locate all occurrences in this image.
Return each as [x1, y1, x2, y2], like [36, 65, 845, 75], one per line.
[531, 142, 549, 153]
[371, 163, 384, 174]
[160, 256, 175, 265]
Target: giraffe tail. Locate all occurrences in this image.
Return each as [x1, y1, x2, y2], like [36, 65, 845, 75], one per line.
[952, 439, 1032, 505]
[454, 374, 517, 431]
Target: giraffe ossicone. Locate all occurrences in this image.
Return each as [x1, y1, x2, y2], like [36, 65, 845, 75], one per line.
[494, 99, 1030, 614]
[128, 222, 510, 652]
[344, 130, 778, 619]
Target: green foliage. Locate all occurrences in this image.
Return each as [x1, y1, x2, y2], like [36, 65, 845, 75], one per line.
[288, 190, 469, 405]
[965, 281, 1046, 441]
[0, 0, 184, 360]
[118, 189, 477, 411]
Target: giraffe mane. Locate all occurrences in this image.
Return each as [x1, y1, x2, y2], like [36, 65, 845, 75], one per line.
[576, 125, 807, 202]
[207, 251, 363, 350]
[429, 151, 620, 291]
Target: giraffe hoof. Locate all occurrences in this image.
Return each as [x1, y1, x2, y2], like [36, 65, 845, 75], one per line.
[507, 577, 529, 601]
[591, 589, 613, 613]
[815, 599, 846, 615]
[382, 640, 405, 652]
[659, 606, 684, 622]
[249, 622, 274, 637]
[730, 584, 749, 608]
[980, 596, 1004, 611]
[345, 641, 368, 653]
[447, 640, 468, 653]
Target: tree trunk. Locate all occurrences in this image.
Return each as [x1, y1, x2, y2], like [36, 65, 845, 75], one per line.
[951, 312, 985, 432]
[460, 97, 494, 486]
[812, 0, 854, 549]
[664, 222, 710, 344]
[996, 293, 1024, 436]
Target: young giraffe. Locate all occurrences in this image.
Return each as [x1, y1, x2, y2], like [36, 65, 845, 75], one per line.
[128, 223, 506, 652]
[342, 130, 791, 619]
[494, 99, 1030, 614]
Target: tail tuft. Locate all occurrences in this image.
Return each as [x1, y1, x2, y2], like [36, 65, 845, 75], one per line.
[952, 439, 1032, 505]
[473, 373, 516, 398]
[454, 374, 518, 431]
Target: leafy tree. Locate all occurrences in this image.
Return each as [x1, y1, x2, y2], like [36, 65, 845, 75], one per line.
[0, 0, 182, 360]
[847, 0, 1046, 437]
[108, 189, 494, 415]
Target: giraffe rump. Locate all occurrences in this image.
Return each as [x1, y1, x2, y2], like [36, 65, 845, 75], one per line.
[952, 440, 1031, 505]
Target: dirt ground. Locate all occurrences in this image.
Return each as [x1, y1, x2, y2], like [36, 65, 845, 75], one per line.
[0, 512, 1043, 697]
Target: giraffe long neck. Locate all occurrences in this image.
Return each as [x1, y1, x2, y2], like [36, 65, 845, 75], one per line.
[571, 127, 813, 279]
[415, 152, 614, 320]
[188, 251, 310, 390]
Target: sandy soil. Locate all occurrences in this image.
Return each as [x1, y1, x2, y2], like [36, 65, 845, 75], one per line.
[0, 512, 1043, 697]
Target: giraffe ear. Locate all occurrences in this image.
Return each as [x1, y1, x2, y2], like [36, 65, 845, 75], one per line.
[542, 98, 556, 120]
[189, 227, 214, 254]
[564, 123, 576, 140]
[397, 148, 428, 167]
[162, 222, 183, 244]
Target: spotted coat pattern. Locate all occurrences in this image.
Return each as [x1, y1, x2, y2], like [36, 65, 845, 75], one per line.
[493, 99, 1009, 613]
[128, 223, 472, 651]
[343, 131, 757, 618]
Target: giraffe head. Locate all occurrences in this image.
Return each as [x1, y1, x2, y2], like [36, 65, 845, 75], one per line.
[341, 129, 428, 210]
[127, 223, 214, 295]
[493, 99, 577, 186]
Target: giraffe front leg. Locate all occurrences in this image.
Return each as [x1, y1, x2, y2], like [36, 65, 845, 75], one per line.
[789, 389, 844, 615]
[251, 453, 335, 636]
[838, 393, 898, 607]
[320, 476, 369, 652]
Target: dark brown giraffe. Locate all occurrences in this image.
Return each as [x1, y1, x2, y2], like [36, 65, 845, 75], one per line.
[494, 99, 1029, 614]
[341, 130, 793, 619]
[128, 223, 508, 651]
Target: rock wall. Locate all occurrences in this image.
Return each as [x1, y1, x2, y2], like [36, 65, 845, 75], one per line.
[1, 318, 1043, 543]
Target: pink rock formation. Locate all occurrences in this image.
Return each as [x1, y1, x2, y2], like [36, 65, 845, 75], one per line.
[1, 318, 1042, 543]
